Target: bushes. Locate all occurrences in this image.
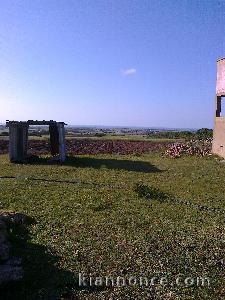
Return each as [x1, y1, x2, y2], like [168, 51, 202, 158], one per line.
[196, 128, 213, 140]
[0, 132, 9, 136]
[147, 128, 213, 141]
[164, 139, 212, 158]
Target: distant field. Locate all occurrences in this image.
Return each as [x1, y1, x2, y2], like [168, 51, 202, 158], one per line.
[66, 134, 182, 142]
[0, 136, 9, 140]
[0, 153, 224, 299]
[0, 134, 182, 143]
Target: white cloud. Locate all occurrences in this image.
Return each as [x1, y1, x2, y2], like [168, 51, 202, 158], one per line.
[121, 68, 137, 76]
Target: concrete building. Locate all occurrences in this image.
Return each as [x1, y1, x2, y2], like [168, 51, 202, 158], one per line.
[212, 58, 225, 158]
[6, 120, 66, 163]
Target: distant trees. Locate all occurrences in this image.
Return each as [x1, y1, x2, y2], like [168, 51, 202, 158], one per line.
[95, 133, 107, 137]
[195, 128, 213, 139]
[147, 128, 213, 140]
[147, 130, 193, 140]
[0, 131, 9, 136]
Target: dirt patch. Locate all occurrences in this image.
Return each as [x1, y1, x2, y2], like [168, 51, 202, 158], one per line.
[0, 139, 172, 156]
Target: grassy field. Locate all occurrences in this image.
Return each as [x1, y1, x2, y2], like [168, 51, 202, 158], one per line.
[0, 134, 181, 143]
[66, 135, 181, 142]
[0, 153, 225, 299]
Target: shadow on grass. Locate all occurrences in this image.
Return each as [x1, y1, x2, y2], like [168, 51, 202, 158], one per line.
[135, 184, 223, 214]
[0, 217, 104, 300]
[25, 155, 162, 173]
[134, 184, 170, 202]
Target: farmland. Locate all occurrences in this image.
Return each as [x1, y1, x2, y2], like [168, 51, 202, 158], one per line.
[0, 139, 172, 156]
[0, 148, 225, 299]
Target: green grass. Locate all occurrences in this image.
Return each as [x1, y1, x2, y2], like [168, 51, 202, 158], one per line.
[0, 134, 182, 142]
[66, 134, 181, 142]
[0, 153, 225, 299]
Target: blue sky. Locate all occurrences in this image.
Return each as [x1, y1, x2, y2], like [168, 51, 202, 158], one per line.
[0, 0, 224, 128]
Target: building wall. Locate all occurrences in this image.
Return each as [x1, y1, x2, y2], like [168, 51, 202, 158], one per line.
[216, 58, 225, 96]
[8, 125, 28, 162]
[212, 117, 225, 158]
[213, 58, 225, 158]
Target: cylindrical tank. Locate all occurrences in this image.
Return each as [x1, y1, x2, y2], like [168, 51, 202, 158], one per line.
[216, 58, 225, 96]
